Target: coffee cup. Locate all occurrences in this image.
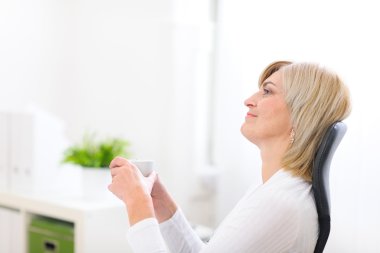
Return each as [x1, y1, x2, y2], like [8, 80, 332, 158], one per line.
[129, 159, 155, 177]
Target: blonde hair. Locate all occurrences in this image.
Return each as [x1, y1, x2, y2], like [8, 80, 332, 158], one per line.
[258, 61, 351, 182]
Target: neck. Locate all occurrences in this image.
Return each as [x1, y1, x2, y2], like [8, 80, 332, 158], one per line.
[260, 139, 289, 183]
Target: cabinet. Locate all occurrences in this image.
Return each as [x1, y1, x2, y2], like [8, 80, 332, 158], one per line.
[0, 191, 133, 253]
[0, 206, 22, 253]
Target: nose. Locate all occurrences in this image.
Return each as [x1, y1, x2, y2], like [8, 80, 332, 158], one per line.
[244, 93, 258, 107]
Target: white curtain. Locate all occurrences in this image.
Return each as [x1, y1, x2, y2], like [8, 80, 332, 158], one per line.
[214, 0, 380, 252]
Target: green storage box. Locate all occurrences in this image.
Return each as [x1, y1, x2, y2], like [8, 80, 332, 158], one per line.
[28, 216, 74, 253]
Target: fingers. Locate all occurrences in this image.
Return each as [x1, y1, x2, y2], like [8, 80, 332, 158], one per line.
[110, 165, 137, 178]
[108, 182, 123, 201]
[146, 170, 157, 181]
[109, 156, 130, 169]
[110, 166, 125, 178]
[145, 171, 157, 186]
[109, 161, 141, 180]
[107, 183, 113, 192]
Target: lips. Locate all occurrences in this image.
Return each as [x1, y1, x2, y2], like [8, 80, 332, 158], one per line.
[246, 112, 257, 118]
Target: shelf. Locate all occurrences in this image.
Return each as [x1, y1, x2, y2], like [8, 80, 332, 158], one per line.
[0, 191, 132, 253]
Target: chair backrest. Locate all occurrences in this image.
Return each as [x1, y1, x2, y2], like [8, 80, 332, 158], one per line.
[312, 122, 347, 253]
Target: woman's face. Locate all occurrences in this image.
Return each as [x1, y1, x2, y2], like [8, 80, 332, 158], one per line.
[241, 70, 292, 147]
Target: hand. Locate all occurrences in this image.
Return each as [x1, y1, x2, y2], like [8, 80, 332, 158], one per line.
[108, 156, 156, 225]
[151, 175, 178, 223]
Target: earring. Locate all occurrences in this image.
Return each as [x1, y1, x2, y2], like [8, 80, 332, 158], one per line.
[290, 129, 295, 144]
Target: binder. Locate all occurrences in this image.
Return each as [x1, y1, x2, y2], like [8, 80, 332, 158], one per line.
[9, 112, 34, 193]
[9, 109, 67, 193]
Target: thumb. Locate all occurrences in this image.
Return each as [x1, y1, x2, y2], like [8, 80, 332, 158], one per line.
[145, 171, 157, 193]
[146, 170, 157, 183]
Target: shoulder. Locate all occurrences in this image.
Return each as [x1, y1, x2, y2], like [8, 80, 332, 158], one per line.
[257, 170, 318, 239]
[239, 170, 316, 232]
[249, 169, 313, 210]
[208, 184, 302, 251]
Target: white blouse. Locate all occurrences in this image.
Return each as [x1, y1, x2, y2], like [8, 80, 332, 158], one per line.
[127, 169, 318, 253]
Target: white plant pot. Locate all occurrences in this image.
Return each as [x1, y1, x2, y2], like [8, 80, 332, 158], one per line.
[81, 167, 114, 200]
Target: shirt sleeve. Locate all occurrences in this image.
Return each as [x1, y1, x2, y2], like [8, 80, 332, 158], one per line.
[127, 210, 205, 253]
[127, 218, 168, 253]
[159, 209, 205, 253]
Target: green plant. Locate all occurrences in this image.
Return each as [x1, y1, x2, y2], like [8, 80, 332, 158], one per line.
[62, 134, 131, 168]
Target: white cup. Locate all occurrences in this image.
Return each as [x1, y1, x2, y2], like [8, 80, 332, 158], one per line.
[130, 159, 155, 177]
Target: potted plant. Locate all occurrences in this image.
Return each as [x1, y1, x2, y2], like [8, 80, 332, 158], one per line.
[62, 134, 131, 199]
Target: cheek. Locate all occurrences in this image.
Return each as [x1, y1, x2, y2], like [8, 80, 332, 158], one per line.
[259, 100, 279, 118]
[260, 100, 291, 127]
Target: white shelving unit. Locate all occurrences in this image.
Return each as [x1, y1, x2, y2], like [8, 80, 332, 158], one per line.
[0, 191, 133, 253]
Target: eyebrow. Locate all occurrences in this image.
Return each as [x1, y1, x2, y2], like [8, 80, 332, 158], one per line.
[262, 81, 277, 87]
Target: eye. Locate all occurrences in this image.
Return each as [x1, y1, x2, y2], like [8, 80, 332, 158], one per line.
[263, 88, 270, 95]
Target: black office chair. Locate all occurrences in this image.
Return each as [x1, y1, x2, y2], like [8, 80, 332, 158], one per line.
[312, 122, 347, 253]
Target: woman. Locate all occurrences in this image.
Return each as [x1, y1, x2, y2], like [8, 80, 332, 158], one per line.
[108, 61, 351, 252]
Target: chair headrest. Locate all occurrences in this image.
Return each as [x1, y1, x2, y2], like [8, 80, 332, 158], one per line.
[312, 121, 347, 218]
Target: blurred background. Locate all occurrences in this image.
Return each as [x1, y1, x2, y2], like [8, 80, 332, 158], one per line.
[1, 0, 379, 252]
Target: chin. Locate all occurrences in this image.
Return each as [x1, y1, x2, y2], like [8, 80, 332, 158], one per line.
[240, 124, 257, 144]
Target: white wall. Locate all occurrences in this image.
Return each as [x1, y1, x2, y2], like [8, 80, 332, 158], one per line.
[0, 0, 175, 197]
[214, 0, 380, 252]
[0, 0, 216, 225]
[0, 0, 66, 111]
[0, 0, 172, 150]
